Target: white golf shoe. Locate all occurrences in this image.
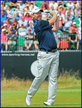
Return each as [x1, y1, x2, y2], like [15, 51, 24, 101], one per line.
[26, 96, 31, 106]
[44, 101, 54, 106]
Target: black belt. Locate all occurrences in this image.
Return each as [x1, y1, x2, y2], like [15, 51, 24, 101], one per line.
[40, 48, 57, 53]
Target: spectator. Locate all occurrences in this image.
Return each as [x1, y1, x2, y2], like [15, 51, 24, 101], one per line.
[65, 8, 74, 19]
[49, 1, 54, 9]
[3, 24, 9, 34]
[6, 6, 14, 19]
[27, 21, 34, 35]
[70, 22, 78, 34]
[74, 6, 81, 19]
[63, 16, 72, 31]
[24, 4, 29, 13]
[76, 1, 81, 9]
[66, 10, 74, 21]
[14, 12, 21, 21]
[58, 5, 65, 15]
[24, 2, 28, 7]
[48, 5, 55, 18]
[1, 29, 8, 51]
[41, 1, 49, 10]
[60, 30, 69, 50]
[24, 12, 31, 22]
[68, 30, 78, 50]
[1, 10, 7, 24]
[15, 4, 22, 16]
[1, 1, 5, 7]
[27, 1, 34, 11]
[69, 22, 78, 50]
[49, 3, 55, 11]
[8, 28, 17, 51]
[1, 4, 5, 11]
[3, 18, 12, 29]
[58, 8, 65, 31]
[53, 1, 58, 10]
[1, 1, 7, 11]
[18, 24, 27, 50]
[18, 15, 28, 27]
[13, 18, 19, 28]
[11, 23, 18, 35]
[25, 28, 34, 50]
[66, 1, 74, 10]
[30, 2, 38, 10]
[18, 24, 27, 38]
[17, 1, 25, 12]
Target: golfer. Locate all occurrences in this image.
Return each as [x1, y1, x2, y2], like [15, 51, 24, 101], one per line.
[26, 7, 59, 106]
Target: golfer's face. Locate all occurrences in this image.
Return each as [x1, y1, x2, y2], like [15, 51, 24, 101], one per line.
[32, 11, 42, 20]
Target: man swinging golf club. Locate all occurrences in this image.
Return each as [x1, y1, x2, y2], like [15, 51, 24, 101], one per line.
[26, 7, 59, 106]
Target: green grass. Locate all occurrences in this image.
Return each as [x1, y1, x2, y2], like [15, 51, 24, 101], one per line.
[1, 88, 81, 107]
[1, 77, 81, 107]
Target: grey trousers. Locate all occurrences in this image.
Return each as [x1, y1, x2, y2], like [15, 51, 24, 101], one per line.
[27, 50, 59, 103]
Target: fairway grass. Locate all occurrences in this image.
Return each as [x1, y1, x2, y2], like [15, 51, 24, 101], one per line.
[1, 89, 81, 107]
[1, 78, 81, 107]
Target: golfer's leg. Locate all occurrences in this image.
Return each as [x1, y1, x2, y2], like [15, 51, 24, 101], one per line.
[48, 51, 59, 103]
[27, 52, 52, 99]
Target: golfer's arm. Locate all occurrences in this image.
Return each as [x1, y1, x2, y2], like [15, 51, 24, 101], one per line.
[49, 11, 57, 26]
[51, 15, 59, 32]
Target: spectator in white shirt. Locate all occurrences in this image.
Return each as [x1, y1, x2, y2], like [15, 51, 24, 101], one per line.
[7, 6, 14, 19]
[15, 5, 23, 16]
[63, 16, 72, 31]
[27, 1, 34, 11]
[17, 1, 25, 12]
[18, 15, 28, 27]
[66, 1, 74, 10]
[53, 1, 58, 10]
[49, 1, 54, 9]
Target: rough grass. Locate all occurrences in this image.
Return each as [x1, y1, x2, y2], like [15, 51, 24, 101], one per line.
[1, 74, 81, 91]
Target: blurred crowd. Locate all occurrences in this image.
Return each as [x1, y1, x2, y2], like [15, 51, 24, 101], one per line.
[1, 1, 81, 51]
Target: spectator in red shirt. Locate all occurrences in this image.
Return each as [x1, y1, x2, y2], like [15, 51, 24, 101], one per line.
[41, 1, 49, 10]
[1, 29, 8, 51]
[24, 12, 31, 22]
[69, 22, 78, 50]
[58, 8, 65, 31]
[59, 5, 65, 15]
[70, 22, 78, 34]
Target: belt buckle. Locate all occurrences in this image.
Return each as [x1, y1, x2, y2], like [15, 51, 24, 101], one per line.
[52, 49, 57, 52]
